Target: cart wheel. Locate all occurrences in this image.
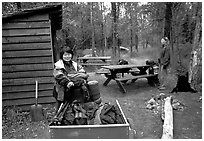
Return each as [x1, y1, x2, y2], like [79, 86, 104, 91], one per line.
[127, 118, 134, 129]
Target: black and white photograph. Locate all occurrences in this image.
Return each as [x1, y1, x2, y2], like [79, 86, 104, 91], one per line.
[1, 1, 202, 139]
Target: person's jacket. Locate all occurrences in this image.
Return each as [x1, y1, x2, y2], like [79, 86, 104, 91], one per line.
[53, 59, 86, 101]
[160, 45, 170, 68]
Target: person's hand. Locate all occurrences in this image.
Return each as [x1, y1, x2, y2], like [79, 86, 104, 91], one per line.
[67, 82, 74, 88]
[78, 69, 85, 73]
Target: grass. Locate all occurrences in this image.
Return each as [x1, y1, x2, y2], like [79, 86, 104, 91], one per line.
[2, 105, 55, 139]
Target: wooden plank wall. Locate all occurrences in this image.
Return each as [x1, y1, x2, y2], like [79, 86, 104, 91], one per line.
[2, 14, 56, 110]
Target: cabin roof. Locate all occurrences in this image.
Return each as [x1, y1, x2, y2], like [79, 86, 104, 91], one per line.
[2, 4, 62, 30]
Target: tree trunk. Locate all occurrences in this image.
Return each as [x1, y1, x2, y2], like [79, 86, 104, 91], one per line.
[103, 2, 107, 56]
[99, 2, 104, 56]
[164, 2, 172, 40]
[188, 2, 202, 91]
[164, 2, 174, 67]
[134, 2, 138, 52]
[111, 2, 118, 63]
[117, 3, 120, 58]
[101, 23, 104, 56]
[104, 23, 107, 55]
[90, 2, 96, 57]
[81, 6, 84, 50]
[130, 10, 133, 56]
[130, 27, 133, 55]
[135, 34, 138, 52]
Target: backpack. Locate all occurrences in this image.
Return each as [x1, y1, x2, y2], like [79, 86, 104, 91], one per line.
[100, 103, 124, 124]
[117, 59, 128, 65]
[64, 77, 90, 104]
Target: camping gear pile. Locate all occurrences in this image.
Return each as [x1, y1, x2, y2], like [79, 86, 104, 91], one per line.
[50, 80, 123, 126]
[49, 100, 136, 139]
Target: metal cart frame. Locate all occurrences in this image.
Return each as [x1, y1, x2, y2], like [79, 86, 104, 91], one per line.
[49, 100, 136, 139]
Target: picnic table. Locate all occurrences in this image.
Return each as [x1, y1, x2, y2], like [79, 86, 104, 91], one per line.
[77, 56, 111, 66]
[100, 64, 158, 93]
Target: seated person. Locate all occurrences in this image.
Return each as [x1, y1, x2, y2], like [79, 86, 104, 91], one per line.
[53, 47, 89, 110]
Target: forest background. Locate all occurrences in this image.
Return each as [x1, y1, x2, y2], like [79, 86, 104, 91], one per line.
[2, 2, 202, 91]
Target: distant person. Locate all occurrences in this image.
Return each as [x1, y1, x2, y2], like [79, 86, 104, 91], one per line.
[53, 47, 89, 110]
[158, 37, 170, 90]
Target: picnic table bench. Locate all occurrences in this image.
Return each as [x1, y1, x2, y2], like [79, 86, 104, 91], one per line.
[100, 64, 158, 93]
[77, 56, 111, 66]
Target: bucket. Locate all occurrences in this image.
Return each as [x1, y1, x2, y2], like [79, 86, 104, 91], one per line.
[88, 80, 101, 101]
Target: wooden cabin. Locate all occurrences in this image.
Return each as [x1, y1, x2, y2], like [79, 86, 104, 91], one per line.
[2, 4, 62, 110]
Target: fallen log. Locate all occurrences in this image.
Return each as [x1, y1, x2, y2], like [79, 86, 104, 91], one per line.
[160, 93, 166, 121]
[161, 99, 165, 121]
[161, 96, 173, 139]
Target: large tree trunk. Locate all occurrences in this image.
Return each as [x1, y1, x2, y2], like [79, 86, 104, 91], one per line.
[111, 2, 119, 63]
[188, 2, 202, 91]
[172, 2, 201, 93]
[164, 2, 172, 39]
[164, 2, 174, 67]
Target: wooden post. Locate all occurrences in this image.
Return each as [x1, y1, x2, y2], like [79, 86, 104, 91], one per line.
[161, 96, 173, 139]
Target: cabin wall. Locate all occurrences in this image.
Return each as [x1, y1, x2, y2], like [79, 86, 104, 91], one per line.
[2, 13, 56, 110]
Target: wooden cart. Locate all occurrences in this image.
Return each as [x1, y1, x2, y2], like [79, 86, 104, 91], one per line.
[49, 100, 136, 139]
